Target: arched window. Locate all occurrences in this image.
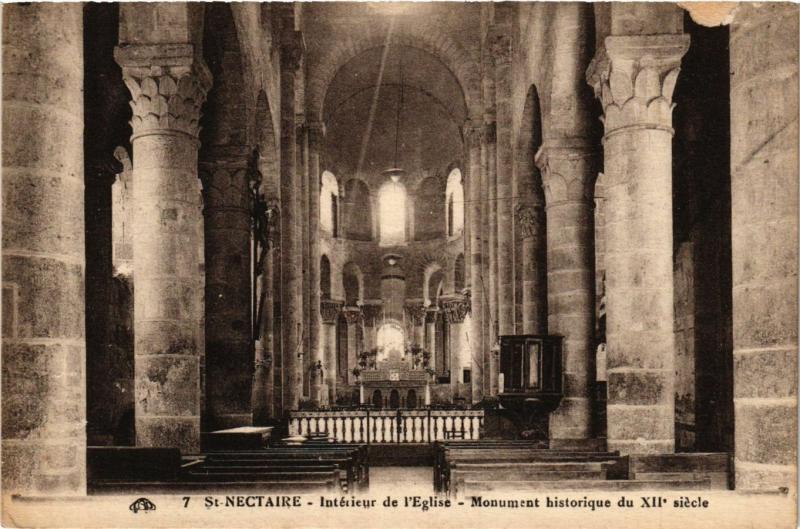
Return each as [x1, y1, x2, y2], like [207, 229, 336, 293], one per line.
[378, 180, 407, 246]
[320, 171, 339, 236]
[343, 179, 372, 241]
[445, 168, 464, 237]
[320, 255, 331, 299]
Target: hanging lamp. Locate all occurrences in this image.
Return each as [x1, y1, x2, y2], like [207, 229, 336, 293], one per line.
[382, 41, 406, 183]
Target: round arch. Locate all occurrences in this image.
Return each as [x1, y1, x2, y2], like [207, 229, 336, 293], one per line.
[306, 23, 480, 122]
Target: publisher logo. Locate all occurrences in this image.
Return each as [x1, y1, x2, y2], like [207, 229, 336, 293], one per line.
[130, 497, 156, 513]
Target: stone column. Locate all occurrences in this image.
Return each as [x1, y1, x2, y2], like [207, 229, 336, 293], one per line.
[484, 121, 499, 397]
[730, 3, 798, 491]
[201, 160, 252, 429]
[361, 301, 383, 353]
[320, 299, 343, 406]
[297, 118, 311, 397]
[515, 203, 547, 334]
[404, 299, 427, 351]
[308, 121, 324, 405]
[2, 4, 86, 495]
[536, 140, 597, 441]
[342, 306, 362, 385]
[466, 122, 485, 403]
[279, 33, 303, 411]
[588, 34, 689, 454]
[442, 294, 470, 399]
[490, 31, 515, 339]
[425, 308, 439, 372]
[254, 200, 280, 421]
[115, 43, 211, 452]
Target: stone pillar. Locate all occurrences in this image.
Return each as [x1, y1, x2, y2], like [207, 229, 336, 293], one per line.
[361, 301, 383, 353]
[404, 299, 427, 351]
[536, 141, 597, 441]
[490, 32, 515, 338]
[254, 200, 280, 421]
[2, 4, 85, 495]
[297, 118, 311, 398]
[588, 34, 689, 454]
[484, 121, 499, 397]
[730, 3, 798, 491]
[442, 295, 470, 399]
[425, 308, 439, 372]
[115, 42, 211, 452]
[279, 33, 304, 411]
[201, 160, 252, 429]
[342, 306, 362, 385]
[308, 121, 324, 406]
[515, 203, 547, 334]
[320, 299, 343, 406]
[466, 123, 485, 403]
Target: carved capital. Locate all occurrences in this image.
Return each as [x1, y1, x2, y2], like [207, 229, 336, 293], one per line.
[280, 30, 304, 72]
[588, 34, 690, 134]
[440, 294, 470, 324]
[425, 307, 440, 324]
[404, 300, 427, 326]
[320, 299, 343, 324]
[307, 120, 325, 149]
[360, 301, 383, 327]
[489, 33, 513, 66]
[484, 121, 497, 144]
[342, 306, 363, 325]
[535, 141, 598, 206]
[115, 46, 212, 139]
[514, 203, 543, 239]
[464, 121, 485, 149]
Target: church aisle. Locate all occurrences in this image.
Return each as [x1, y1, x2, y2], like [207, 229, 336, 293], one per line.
[369, 467, 434, 495]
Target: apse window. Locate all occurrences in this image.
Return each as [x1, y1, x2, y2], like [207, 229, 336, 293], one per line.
[445, 168, 464, 237]
[320, 171, 339, 236]
[378, 180, 406, 246]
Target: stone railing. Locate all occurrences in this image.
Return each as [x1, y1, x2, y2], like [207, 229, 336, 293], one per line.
[289, 409, 484, 444]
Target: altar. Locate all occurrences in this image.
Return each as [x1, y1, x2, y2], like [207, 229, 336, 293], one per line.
[360, 360, 430, 409]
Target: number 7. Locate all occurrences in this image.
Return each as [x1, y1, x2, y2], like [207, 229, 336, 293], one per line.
[182, 497, 190, 508]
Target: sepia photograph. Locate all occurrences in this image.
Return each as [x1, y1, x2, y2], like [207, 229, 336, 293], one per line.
[1, 1, 797, 528]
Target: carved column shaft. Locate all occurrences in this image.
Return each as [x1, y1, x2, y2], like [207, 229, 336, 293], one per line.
[202, 160, 252, 429]
[308, 122, 323, 405]
[730, 4, 798, 491]
[484, 121, 499, 397]
[2, 4, 86, 494]
[589, 34, 689, 454]
[342, 306, 363, 385]
[491, 32, 515, 340]
[442, 295, 470, 399]
[404, 299, 427, 349]
[279, 33, 303, 411]
[537, 142, 597, 440]
[515, 203, 547, 334]
[466, 123, 485, 403]
[115, 42, 211, 453]
[425, 308, 439, 373]
[320, 299, 343, 405]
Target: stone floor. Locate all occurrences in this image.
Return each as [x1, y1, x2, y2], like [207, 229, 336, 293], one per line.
[369, 466, 433, 494]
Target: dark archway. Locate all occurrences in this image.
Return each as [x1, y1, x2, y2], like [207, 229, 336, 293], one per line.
[320, 255, 331, 299]
[342, 178, 373, 241]
[406, 389, 417, 409]
[372, 389, 383, 409]
[389, 389, 400, 410]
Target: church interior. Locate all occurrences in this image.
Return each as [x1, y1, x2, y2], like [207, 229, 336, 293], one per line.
[2, 1, 797, 500]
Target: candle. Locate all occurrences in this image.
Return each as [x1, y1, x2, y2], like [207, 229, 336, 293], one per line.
[498, 373, 505, 394]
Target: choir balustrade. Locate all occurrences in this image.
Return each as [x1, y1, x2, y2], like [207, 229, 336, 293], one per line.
[288, 409, 484, 443]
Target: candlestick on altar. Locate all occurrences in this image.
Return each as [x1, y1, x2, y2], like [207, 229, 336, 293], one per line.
[425, 382, 431, 406]
[359, 383, 365, 405]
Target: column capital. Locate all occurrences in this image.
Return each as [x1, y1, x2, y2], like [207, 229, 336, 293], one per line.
[360, 300, 383, 327]
[280, 30, 304, 72]
[320, 299, 344, 324]
[483, 121, 497, 144]
[514, 203, 544, 239]
[587, 34, 690, 135]
[464, 120, 485, 149]
[535, 140, 599, 206]
[404, 299, 427, 326]
[115, 44, 212, 139]
[425, 306, 440, 324]
[488, 32, 513, 66]
[440, 294, 470, 324]
[307, 120, 326, 149]
[341, 305, 363, 325]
